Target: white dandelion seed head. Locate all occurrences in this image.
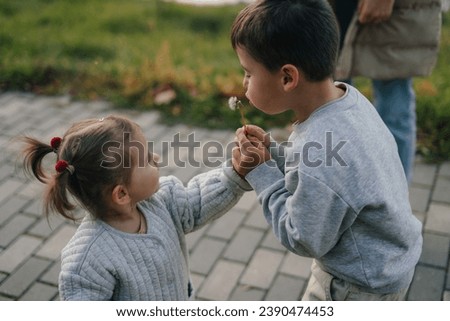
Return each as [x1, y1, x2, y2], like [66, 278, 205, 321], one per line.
[228, 96, 238, 111]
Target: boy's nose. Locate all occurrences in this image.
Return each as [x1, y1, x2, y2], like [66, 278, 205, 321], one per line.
[243, 77, 248, 89]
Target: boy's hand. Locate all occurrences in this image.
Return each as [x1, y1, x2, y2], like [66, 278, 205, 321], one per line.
[242, 124, 271, 148]
[232, 126, 271, 178]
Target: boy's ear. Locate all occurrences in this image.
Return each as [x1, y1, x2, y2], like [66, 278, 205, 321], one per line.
[111, 184, 131, 205]
[281, 64, 300, 91]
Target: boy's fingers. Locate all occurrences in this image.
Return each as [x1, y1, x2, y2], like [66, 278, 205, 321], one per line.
[232, 146, 240, 164]
[247, 136, 265, 148]
[235, 127, 246, 137]
[243, 125, 261, 138]
[237, 128, 261, 144]
[238, 138, 261, 155]
[238, 125, 270, 147]
[236, 129, 251, 144]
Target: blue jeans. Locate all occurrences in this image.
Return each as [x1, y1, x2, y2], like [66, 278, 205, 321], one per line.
[372, 79, 416, 183]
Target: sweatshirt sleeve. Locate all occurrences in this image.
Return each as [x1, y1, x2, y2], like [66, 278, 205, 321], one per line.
[268, 139, 286, 174]
[245, 159, 357, 258]
[160, 160, 252, 234]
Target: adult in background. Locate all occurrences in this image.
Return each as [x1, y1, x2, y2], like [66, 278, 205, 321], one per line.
[331, 0, 442, 182]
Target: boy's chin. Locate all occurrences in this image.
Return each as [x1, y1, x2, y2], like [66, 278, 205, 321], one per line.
[257, 107, 285, 115]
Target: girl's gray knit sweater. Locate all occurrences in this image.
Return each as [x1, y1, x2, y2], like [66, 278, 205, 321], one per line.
[59, 163, 251, 300]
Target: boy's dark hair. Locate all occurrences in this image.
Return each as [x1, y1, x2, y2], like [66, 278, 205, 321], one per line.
[231, 0, 340, 81]
[21, 115, 141, 221]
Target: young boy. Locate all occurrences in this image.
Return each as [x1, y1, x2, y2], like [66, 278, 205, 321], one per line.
[230, 0, 422, 301]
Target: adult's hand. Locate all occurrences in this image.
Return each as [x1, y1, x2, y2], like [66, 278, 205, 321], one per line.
[358, 0, 394, 24]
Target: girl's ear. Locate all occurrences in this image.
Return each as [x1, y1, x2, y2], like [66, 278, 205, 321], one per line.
[111, 184, 130, 205]
[280, 64, 300, 91]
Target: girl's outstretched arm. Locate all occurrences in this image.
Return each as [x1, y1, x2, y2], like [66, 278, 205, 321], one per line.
[157, 163, 252, 234]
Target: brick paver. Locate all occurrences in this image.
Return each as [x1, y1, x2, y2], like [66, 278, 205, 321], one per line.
[0, 257, 52, 298]
[0, 235, 43, 273]
[240, 248, 285, 289]
[223, 227, 264, 262]
[197, 260, 245, 300]
[408, 265, 446, 301]
[265, 274, 306, 301]
[425, 203, 450, 235]
[0, 92, 449, 301]
[189, 237, 227, 275]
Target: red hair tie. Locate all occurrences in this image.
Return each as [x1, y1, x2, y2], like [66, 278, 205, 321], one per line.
[55, 160, 75, 175]
[50, 137, 62, 152]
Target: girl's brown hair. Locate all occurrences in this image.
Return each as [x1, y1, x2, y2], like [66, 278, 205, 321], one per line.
[21, 115, 141, 221]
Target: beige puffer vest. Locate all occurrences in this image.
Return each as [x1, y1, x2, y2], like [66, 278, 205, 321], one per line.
[334, 0, 442, 80]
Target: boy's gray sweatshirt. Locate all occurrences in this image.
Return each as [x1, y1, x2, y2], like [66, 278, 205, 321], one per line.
[246, 83, 422, 293]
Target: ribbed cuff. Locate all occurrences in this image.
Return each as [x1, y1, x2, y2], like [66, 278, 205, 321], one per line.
[245, 159, 285, 195]
[222, 159, 253, 191]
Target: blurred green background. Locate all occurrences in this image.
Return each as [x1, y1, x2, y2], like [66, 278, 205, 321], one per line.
[0, 0, 449, 161]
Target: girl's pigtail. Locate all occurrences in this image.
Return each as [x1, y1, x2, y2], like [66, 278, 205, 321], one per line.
[46, 171, 76, 221]
[21, 137, 54, 183]
[21, 136, 76, 220]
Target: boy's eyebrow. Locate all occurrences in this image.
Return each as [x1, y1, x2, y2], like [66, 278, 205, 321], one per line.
[240, 64, 249, 72]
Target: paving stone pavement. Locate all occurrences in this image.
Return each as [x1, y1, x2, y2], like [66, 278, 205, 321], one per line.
[0, 91, 449, 301]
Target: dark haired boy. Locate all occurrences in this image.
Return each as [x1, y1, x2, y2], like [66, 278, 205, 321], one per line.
[231, 0, 422, 301]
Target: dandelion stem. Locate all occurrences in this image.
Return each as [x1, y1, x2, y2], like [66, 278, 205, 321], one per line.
[237, 100, 247, 132]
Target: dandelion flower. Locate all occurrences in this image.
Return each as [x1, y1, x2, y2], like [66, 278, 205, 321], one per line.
[228, 96, 247, 131]
[228, 96, 238, 111]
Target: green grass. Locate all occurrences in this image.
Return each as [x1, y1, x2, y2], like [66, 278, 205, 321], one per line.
[0, 0, 293, 128]
[0, 0, 449, 161]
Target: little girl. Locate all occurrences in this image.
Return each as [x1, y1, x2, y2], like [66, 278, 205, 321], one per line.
[21, 114, 252, 300]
